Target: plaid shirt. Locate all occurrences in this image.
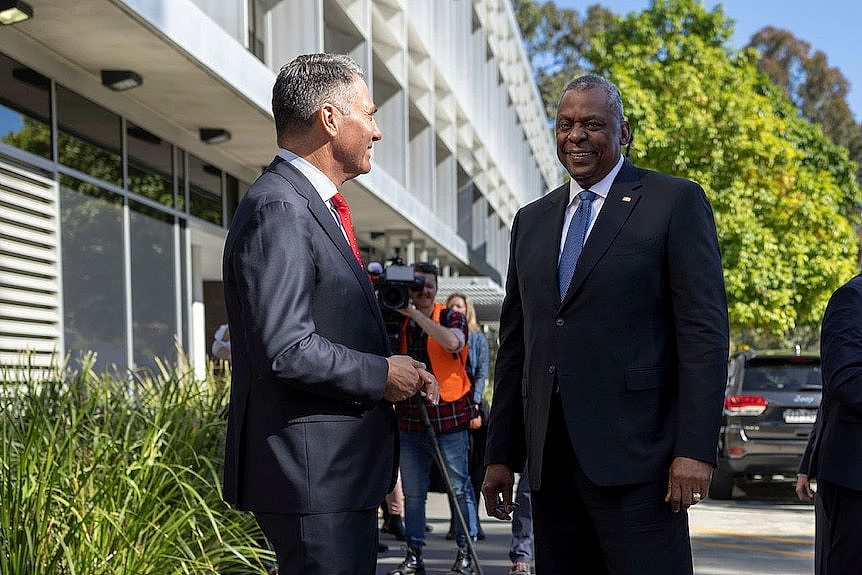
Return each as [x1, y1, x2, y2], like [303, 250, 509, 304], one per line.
[396, 309, 475, 434]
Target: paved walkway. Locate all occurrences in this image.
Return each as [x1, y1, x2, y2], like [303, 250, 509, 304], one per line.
[376, 492, 522, 575]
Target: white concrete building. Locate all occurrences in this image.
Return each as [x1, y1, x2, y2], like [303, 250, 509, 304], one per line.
[0, 0, 557, 374]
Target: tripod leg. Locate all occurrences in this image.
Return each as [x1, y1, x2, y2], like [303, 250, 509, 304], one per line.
[418, 400, 484, 575]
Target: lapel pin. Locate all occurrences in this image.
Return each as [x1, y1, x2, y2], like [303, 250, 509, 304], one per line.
[622, 196, 631, 202]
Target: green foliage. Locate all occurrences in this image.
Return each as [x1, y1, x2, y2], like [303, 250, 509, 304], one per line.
[515, 0, 862, 348]
[0, 356, 272, 574]
[749, 26, 862, 183]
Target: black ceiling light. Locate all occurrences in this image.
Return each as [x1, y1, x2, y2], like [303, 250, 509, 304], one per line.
[199, 128, 231, 145]
[101, 70, 143, 91]
[0, 0, 33, 25]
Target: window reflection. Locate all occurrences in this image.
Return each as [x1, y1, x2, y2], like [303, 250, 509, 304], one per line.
[127, 122, 174, 208]
[189, 154, 223, 225]
[57, 85, 122, 186]
[0, 53, 51, 159]
[130, 201, 177, 370]
[60, 175, 127, 371]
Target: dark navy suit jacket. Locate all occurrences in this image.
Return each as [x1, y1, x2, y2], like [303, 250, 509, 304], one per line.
[221, 156, 396, 513]
[816, 274, 862, 491]
[486, 159, 729, 490]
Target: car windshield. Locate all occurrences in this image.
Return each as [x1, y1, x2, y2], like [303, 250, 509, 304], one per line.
[742, 361, 822, 392]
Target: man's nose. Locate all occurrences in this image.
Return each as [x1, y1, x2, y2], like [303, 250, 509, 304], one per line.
[567, 125, 587, 142]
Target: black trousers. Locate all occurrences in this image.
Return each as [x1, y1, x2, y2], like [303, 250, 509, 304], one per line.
[531, 394, 692, 575]
[818, 478, 862, 574]
[255, 508, 378, 575]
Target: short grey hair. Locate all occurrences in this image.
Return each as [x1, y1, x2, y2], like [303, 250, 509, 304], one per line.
[272, 53, 363, 137]
[561, 75, 625, 121]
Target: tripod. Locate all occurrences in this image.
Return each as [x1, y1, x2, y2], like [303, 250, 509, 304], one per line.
[417, 398, 484, 575]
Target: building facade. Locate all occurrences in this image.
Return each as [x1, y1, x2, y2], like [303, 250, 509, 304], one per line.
[0, 0, 557, 375]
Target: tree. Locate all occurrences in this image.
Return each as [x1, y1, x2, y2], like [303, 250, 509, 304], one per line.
[749, 26, 862, 182]
[513, 0, 615, 119]
[514, 0, 861, 347]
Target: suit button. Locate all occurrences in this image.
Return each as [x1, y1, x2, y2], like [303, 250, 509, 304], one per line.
[555, 318, 564, 326]
[548, 365, 556, 374]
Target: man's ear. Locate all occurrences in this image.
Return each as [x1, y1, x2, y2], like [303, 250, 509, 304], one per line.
[620, 120, 632, 146]
[319, 103, 339, 136]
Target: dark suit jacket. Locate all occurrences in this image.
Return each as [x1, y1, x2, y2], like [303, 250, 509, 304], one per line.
[815, 274, 862, 491]
[222, 156, 396, 514]
[486, 159, 729, 489]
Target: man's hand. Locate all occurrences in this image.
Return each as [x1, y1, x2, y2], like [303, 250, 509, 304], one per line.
[795, 474, 815, 503]
[419, 369, 439, 405]
[384, 355, 427, 402]
[469, 415, 482, 430]
[665, 456, 712, 512]
[482, 463, 516, 519]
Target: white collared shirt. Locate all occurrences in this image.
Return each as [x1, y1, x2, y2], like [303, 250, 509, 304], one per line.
[278, 148, 347, 239]
[558, 155, 625, 260]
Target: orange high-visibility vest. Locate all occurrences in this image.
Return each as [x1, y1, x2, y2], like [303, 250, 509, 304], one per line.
[400, 302, 471, 402]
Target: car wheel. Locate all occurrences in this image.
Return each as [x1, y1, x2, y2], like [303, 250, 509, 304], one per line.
[709, 464, 735, 500]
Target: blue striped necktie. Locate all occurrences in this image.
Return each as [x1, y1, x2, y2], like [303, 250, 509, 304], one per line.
[558, 190, 597, 298]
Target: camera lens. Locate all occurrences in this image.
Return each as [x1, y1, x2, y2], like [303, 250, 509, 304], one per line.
[380, 286, 408, 309]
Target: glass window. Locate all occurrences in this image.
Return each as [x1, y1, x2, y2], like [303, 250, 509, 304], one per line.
[742, 360, 822, 392]
[127, 123, 174, 208]
[226, 174, 250, 225]
[248, 0, 267, 63]
[130, 201, 177, 371]
[57, 85, 122, 186]
[0, 53, 51, 159]
[175, 147, 186, 212]
[188, 154, 222, 225]
[60, 175, 127, 371]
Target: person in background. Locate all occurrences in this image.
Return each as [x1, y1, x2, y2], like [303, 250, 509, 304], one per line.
[212, 323, 231, 361]
[389, 263, 478, 575]
[445, 292, 489, 541]
[483, 74, 729, 574]
[507, 467, 534, 575]
[221, 52, 435, 575]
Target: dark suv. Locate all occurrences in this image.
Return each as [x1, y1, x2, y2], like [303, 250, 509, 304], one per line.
[710, 350, 821, 499]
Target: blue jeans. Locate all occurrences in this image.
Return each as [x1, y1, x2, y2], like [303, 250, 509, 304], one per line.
[510, 468, 534, 563]
[400, 429, 478, 549]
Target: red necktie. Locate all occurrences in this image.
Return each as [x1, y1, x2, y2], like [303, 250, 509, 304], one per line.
[330, 192, 363, 268]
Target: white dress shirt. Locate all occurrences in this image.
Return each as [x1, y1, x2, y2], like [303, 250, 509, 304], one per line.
[558, 155, 625, 261]
[278, 148, 348, 241]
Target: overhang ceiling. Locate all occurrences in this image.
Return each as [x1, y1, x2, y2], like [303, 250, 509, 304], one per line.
[8, 0, 276, 170]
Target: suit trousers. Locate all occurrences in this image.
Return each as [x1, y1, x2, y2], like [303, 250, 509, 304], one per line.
[531, 394, 693, 575]
[818, 478, 862, 574]
[254, 508, 378, 575]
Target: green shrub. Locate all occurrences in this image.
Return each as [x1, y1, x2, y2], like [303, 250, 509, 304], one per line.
[0, 355, 272, 574]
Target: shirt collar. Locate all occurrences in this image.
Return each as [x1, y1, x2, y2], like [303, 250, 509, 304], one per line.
[567, 155, 625, 205]
[278, 148, 338, 203]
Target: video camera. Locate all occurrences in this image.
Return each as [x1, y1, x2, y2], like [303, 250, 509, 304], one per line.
[368, 256, 425, 311]
[367, 256, 425, 351]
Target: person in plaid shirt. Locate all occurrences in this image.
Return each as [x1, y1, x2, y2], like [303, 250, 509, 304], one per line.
[388, 262, 479, 575]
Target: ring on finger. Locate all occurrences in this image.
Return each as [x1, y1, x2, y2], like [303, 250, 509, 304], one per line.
[692, 491, 702, 502]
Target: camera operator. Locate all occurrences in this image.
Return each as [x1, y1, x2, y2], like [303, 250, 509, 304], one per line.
[388, 263, 479, 575]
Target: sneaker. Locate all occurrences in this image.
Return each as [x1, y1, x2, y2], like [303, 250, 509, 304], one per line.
[387, 547, 425, 575]
[445, 547, 475, 575]
[508, 562, 532, 575]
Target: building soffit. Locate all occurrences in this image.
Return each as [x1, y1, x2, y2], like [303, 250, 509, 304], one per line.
[7, 0, 277, 172]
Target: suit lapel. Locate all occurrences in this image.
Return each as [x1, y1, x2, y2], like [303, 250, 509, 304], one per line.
[561, 160, 642, 308]
[273, 159, 388, 343]
[541, 184, 571, 307]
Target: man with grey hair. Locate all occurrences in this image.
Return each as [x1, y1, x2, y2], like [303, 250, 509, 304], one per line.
[483, 74, 729, 574]
[222, 53, 437, 574]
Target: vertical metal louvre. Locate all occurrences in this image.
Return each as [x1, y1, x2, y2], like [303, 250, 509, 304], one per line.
[0, 160, 61, 370]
